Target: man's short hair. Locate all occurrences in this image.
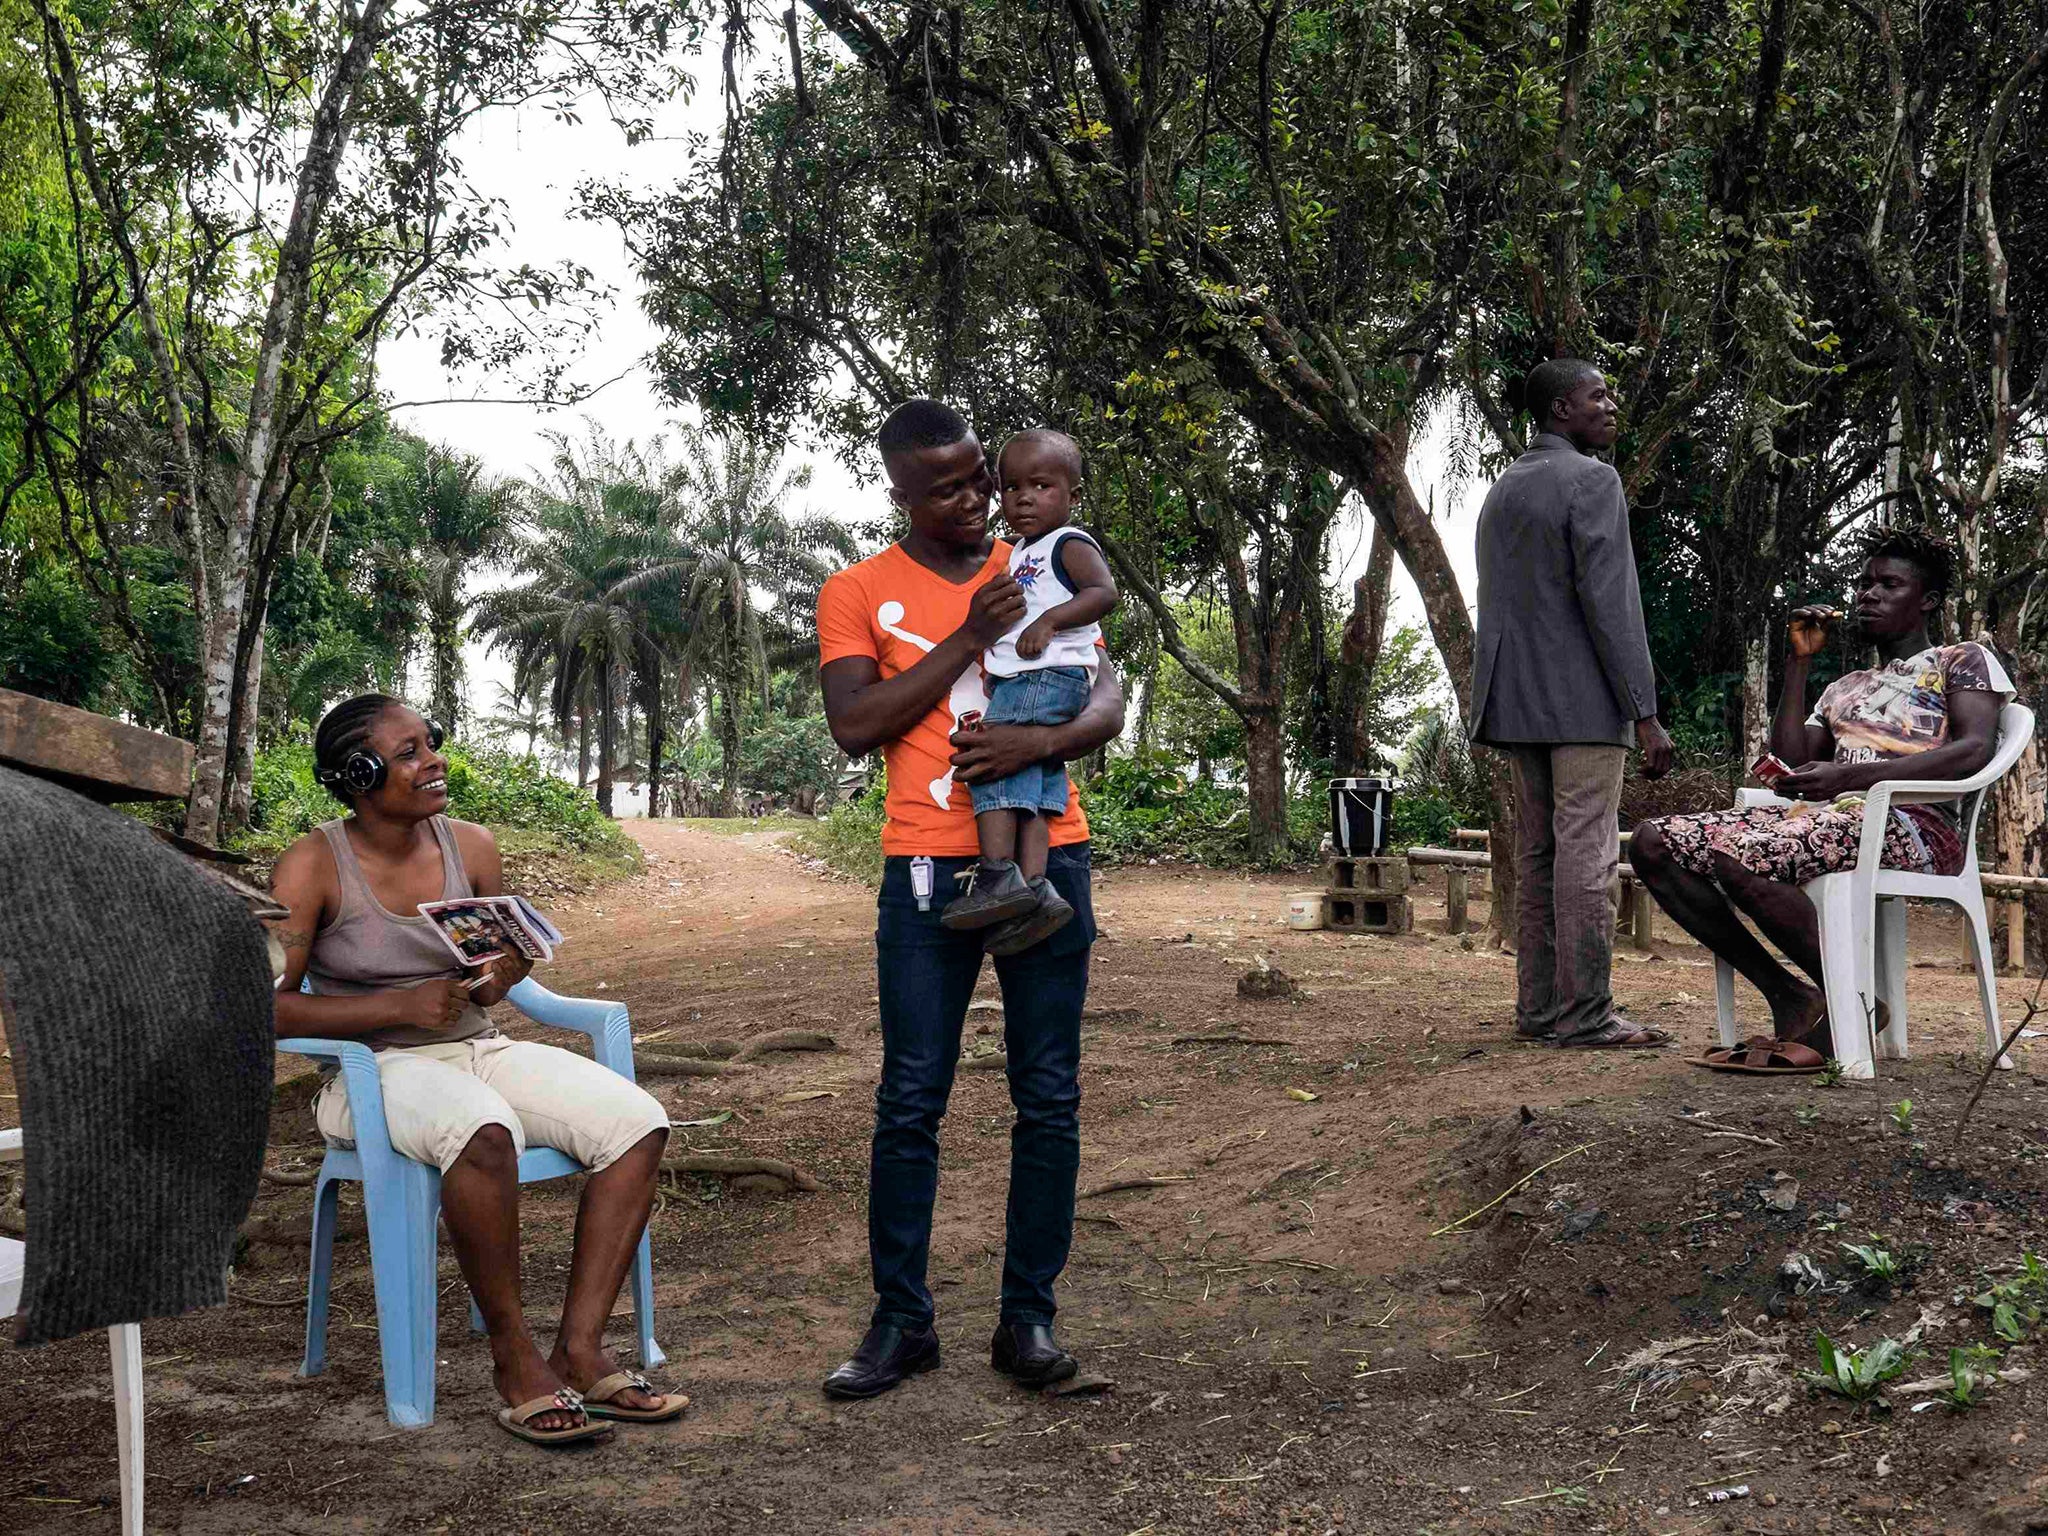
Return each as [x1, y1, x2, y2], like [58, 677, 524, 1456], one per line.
[1522, 358, 1603, 428]
[998, 429, 1085, 487]
[877, 398, 972, 458]
[1855, 523, 1956, 600]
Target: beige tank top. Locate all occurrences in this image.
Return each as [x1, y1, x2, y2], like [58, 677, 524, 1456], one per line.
[304, 816, 496, 1050]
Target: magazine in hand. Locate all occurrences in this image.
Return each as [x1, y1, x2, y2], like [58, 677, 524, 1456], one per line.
[418, 896, 565, 967]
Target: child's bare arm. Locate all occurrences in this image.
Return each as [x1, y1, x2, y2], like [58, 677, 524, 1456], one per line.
[1016, 535, 1119, 658]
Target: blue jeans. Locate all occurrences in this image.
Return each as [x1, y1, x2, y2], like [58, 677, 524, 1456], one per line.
[970, 666, 1092, 816]
[869, 842, 1095, 1329]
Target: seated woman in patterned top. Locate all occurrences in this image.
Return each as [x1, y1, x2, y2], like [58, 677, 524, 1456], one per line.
[1630, 528, 2012, 1071]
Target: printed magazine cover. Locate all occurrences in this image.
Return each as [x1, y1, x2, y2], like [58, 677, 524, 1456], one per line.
[418, 896, 565, 967]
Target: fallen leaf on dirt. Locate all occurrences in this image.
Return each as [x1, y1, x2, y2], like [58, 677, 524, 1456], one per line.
[778, 1091, 838, 1103]
[1285, 1088, 1320, 1102]
[670, 1110, 735, 1128]
[1764, 1179, 1800, 1212]
[1044, 1374, 1116, 1398]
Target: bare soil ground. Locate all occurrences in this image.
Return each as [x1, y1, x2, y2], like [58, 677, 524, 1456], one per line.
[4, 820, 2046, 1535]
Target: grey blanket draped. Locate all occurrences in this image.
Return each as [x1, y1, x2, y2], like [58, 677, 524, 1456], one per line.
[0, 766, 273, 1345]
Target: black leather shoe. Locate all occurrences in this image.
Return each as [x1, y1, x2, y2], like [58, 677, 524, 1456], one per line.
[822, 1323, 941, 1400]
[990, 1321, 1078, 1387]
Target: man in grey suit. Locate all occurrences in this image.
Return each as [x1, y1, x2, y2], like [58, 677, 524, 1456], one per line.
[1469, 359, 1675, 1050]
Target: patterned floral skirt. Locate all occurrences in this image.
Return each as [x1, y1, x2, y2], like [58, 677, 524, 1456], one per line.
[1646, 800, 1963, 885]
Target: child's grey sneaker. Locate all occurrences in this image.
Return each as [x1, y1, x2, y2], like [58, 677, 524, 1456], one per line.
[940, 859, 1039, 930]
[983, 878, 1074, 956]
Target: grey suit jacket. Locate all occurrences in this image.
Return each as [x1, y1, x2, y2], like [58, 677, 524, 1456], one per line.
[1467, 433, 1657, 747]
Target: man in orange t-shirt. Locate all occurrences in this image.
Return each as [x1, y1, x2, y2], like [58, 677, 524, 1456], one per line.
[815, 399, 1125, 1400]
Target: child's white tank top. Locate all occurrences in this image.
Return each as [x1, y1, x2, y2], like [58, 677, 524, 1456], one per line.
[984, 528, 1103, 680]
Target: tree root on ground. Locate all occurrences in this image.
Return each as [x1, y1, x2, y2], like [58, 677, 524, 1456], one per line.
[738, 1029, 837, 1058]
[660, 1153, 820, 1194]
[636, 1053, 756, 1077]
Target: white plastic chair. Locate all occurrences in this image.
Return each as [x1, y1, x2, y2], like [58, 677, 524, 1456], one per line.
[1713, 702, 2036, 1080]
[0, 1127, 143, 1535]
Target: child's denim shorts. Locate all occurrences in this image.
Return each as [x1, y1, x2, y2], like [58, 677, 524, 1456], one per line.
[970, 665, 1092, 816]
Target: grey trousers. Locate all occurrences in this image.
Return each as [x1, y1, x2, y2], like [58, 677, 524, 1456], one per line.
[1509, 744, 1625, 1040]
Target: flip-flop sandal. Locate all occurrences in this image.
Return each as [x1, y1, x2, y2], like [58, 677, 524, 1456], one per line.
[495, 1389, 612, 1446]
[1687, 1035, 1826, 1075]
[1554, 1019, 1673, 1050]
[1514, 1026, 1556, 1043]
[581, 1370, 690, 1423]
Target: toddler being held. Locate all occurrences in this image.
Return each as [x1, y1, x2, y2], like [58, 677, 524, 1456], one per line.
[940, 430, 1119, 951]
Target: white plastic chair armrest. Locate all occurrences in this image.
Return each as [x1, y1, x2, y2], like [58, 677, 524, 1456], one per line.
[0, 1128, 20, 1164]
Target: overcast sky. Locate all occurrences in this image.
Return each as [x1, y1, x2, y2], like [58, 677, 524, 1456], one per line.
[376, 82, 1487, 802]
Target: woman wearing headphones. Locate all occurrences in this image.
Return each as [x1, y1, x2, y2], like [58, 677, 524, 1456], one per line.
[269, 693, 683, 1445]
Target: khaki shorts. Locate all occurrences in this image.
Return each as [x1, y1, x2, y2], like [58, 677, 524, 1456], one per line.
[314, 1036, 668, 1175]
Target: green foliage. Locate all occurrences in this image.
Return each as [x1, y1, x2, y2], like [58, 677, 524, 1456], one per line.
[1889, 1099, 1914, 1134]
[1974, 1253, 2048, 1344]
[1943, 1344, 2002, 1412]
[1817, 1058, 1847, 1088]
[1079, 750, 1324, 868]
[0, 564, 120, 707]
[244, 741, 620, 854]
[790, 772, 887, 885]
[1804, 1332, 1908, 1404]
[1840, 1239, 1901, 1286]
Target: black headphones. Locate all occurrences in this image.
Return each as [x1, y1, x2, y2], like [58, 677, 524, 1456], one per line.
[317, 720, 445, 798]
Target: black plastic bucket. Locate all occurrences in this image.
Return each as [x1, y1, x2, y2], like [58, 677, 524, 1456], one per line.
[1328, 777, 1398, 857]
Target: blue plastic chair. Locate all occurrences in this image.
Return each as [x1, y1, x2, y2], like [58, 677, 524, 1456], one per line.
[279, 977, 663, 1428]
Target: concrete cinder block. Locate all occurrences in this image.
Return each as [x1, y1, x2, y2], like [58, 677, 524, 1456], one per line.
[1327, 855, 1410, 896]
[1323, 891, 1414, 935]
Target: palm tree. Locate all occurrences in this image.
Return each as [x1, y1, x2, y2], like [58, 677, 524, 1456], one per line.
[381, 437, 515, 734]
[474, 428, 693, 817]
[668, 429, 856, 816]
[478, 676, 562, 764]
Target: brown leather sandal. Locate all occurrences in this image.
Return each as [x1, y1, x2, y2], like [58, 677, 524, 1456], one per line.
[1687, 1035, 1826, 1075]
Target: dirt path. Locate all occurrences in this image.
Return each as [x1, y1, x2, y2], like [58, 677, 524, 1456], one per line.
[4, 822, 2045, 1534]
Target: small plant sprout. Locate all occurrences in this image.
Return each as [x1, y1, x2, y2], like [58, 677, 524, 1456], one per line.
[1818, 1058, 1847, 1088]
[1944, 1344, 2002, 1411]
[1804, 1332, 1909, 1403]
[1842, 1238, 1901, 1284]
[1890, 1099, 1914, 1133]
[1974, 1252, 2048, 1343]
[1793, 1103, 1820, 1128]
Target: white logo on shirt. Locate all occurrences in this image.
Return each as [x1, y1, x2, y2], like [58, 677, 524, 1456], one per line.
[876, 601, 989, 810]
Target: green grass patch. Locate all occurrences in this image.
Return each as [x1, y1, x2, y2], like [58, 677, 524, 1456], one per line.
[788, 779, 887, 885]
[677, 815, 818, 838]
[496, 822, 642, 893]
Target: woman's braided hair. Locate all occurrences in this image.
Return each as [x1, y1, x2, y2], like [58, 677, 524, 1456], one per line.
[1854, 524, 1957, 600]
[313, 693, 402, 802]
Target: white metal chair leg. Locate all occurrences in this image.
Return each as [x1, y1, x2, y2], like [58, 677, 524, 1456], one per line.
[1812, 877, 1877, 1080]
[1875, 898, 1909, 1059]
[1957, 889, 2013, 1071]
[108, 1323, 143, 1536]
[1713, 956, 1741, 1049]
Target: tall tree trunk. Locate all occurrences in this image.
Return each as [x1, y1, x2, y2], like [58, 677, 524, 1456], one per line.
[175, 0, 399, 844]
[1742, 632, 1771, 765]
[578, 704, 591, 790]
[1243, 707, 1289, 865]
[645, 660, 666, 823]
[226, 624, 266, 831]
[429, 571, 462, 733]
[596, 665, 616, 818]
[717, 663, 742, 818]
[1334, 521, 1395, 774]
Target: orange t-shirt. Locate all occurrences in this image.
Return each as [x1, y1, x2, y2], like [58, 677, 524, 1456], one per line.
[817, 542, 1093, 857]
